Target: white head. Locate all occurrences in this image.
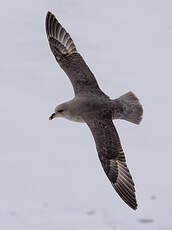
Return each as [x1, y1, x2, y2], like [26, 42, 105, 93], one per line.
[49, 102, 69, 120]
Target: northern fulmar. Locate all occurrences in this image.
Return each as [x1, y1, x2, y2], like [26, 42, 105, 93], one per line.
[46, 11, 143, 210]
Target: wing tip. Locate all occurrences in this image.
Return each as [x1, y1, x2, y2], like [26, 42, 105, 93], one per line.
[46, 11, 53, 20]
[131, 201, 138, 210]
[110, 159, 138, 210]
[45, 11, 77, 56]
[114, 183, 138, 210]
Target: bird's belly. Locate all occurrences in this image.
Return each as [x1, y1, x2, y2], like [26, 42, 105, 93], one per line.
[65, 96, 110, 122]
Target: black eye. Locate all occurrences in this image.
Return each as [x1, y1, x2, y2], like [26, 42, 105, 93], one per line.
[58, 109, 64, 113]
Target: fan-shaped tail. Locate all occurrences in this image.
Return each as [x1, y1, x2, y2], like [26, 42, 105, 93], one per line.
[113, 91, 143, 125]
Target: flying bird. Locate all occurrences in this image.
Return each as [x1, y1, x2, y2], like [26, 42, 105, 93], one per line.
[46, 11, 143, 210]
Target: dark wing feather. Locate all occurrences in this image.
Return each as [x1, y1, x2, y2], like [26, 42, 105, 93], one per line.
[86, 119, 137, 210]
[46, 12, 106, 97]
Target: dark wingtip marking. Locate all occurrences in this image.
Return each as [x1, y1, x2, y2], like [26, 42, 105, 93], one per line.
[45, 11, 77, 59]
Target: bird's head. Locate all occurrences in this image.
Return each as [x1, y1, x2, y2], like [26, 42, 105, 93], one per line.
[49, 103, 68, 120]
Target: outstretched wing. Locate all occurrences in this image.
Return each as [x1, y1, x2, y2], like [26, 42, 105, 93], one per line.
[45, 11, 106, 96]
[86, 119, 137, 210]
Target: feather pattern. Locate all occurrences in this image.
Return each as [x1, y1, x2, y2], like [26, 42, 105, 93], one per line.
[46, 11, 77, 58]
[45, 11, 107, 97]
[86, 119, 137, 210]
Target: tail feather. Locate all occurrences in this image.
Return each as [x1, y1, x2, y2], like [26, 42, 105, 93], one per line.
[46, 11, 77, 60]
[113, 91, 143, 125]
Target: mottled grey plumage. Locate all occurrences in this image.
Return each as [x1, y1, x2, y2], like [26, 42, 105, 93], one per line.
[46, 11, 143, 210]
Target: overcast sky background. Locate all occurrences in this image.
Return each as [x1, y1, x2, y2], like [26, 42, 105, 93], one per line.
[1, 0, 172, 229]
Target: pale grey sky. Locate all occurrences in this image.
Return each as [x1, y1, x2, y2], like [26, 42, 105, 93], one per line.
[1, 1, 172, 229]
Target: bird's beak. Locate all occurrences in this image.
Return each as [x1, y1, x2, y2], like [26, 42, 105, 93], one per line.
[49, 113, 56, 120]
